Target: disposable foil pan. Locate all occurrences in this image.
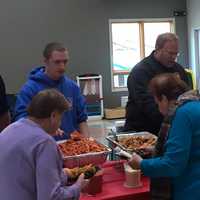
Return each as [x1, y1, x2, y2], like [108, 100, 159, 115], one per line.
[106, 131, 157, 155]
[57, 139, 111, 168]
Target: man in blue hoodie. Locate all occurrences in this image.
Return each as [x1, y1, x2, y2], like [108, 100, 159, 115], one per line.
[14, 42, 89, 140]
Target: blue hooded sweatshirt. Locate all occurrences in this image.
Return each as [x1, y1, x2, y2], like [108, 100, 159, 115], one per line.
[14, 66, 87, 140]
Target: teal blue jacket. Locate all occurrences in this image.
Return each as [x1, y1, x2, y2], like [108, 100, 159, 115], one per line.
[141, 101, 200, 200]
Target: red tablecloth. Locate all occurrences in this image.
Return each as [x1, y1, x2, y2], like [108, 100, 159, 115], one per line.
[80, 160, 150, 200]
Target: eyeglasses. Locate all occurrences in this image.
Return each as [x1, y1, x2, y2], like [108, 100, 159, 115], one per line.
[163, 49, 180, 57]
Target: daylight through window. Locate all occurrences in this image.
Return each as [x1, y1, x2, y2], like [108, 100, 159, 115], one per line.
[109, 19, 174, 91]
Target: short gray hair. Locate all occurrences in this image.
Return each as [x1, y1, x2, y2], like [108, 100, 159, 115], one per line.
[155, 33, 178, 50]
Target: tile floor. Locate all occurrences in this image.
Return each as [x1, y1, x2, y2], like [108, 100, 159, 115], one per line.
[88, 119, 125, 145]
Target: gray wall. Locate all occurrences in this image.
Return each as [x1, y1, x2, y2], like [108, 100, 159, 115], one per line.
[187, 0, 200, 88]
[0, 0, 187, 108]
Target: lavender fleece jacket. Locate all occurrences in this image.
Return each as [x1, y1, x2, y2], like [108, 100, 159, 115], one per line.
[0, 118, 81, 200]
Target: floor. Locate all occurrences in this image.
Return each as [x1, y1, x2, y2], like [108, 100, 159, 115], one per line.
[88, 119, 125, 145]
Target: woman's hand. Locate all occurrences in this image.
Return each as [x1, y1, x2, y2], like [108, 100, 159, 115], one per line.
[129, 152, 143, 169]
[76, 173, 89, 190]
[137, 146, 155, 157]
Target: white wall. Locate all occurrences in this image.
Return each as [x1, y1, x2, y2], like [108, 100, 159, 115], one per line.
[187, 0, 200, 88]
[0, 0, 188, 107]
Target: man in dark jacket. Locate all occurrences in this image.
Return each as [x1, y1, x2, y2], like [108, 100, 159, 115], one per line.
[0, 75, 10, 131]
[124, 33, 189, 135]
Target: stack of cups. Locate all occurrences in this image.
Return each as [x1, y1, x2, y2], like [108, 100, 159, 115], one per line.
[123, 163, 142, 188]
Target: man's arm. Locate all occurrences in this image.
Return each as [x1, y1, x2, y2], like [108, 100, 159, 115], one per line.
[128, 68, 163, 131]
[79, 121, 89, 137]
[14, 85, 35, 121]
[75, 85, 89, 136]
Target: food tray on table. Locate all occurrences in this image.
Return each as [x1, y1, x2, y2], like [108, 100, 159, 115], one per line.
[106, 131, 157, 157]
[57, 138, 111, 168]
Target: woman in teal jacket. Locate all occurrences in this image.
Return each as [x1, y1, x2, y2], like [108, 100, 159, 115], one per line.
[130, 73, 200, 200]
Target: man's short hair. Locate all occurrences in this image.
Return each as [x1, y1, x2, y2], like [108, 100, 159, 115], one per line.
[43, 42, 68, 59]
[27, 89, 69, 118]
[155, 33, 179, 50]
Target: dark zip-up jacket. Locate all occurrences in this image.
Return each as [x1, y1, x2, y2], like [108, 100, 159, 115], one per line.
[124, 51, 189, 135]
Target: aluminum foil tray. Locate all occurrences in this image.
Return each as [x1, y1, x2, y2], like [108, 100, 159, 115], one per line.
[106, 131, 157, 154]
[57, 140, 111, 168]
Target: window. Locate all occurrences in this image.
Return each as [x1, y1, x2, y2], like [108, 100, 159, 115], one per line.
[109, 19, 175, 91]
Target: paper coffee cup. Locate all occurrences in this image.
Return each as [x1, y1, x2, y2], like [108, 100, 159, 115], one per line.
[123, 163, 142, 188]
